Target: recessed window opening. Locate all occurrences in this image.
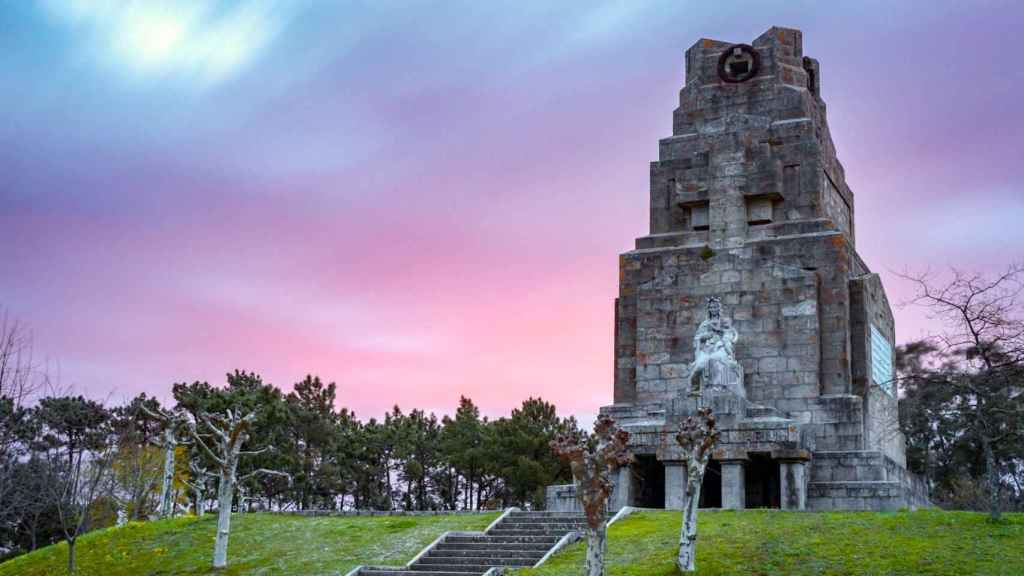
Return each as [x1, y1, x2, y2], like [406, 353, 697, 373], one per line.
[687, 203, 710, 231]
[746, 197, 774, 226]
[730, 60, 750, 75]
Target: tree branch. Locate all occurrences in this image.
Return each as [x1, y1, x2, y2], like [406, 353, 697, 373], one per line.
[239, 468, 292, 485]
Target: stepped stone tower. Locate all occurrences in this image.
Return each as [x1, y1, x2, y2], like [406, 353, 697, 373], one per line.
[548, 27, 929, 512]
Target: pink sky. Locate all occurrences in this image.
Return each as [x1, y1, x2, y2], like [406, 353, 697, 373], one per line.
[1, 2, 1021, 422]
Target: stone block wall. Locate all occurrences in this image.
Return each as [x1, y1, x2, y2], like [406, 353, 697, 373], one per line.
[545, 484, 581, 513]
[653, 27, 856, 250]
[806, 395, 864, 451]
[615, 230, 857, 413]
[849, 273, 903, 464]
[850, 273, 895, 397]
[807, 450, 930, 510]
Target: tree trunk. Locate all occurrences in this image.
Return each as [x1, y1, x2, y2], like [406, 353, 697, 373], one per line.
[193, 483, 206, 517]
[678, 468, 704, 572]
[213, 470, 234, 569]
[583, 524, 607, 576]
[982, 436, 1001, 521]
[451, 470, 458, 510]
[67, 538, 76, 574]
[158, 428, 176, 518]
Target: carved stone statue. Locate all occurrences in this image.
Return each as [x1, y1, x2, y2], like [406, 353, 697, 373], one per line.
[688, 297, 745, 398]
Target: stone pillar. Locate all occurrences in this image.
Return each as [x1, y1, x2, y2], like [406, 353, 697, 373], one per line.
[779, 460, 807, 510]
[611, 465, 634, 511]
[664, 462, 687, 510]
[721, 460, 746, 510]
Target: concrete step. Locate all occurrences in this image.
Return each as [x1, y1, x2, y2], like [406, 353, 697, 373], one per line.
[507, 511, 586, 519]
[419, 556, 537, 567]
[502, 517, 587, 524]
[808, 480, 902, 498]
[497, 522, 583, 530]
[808, 451, 891, 482]
[446, 535, 561, 545]
[360, 565, 475, 569]
[427, 549, 545, 559]
[487, 528, 571, 537]
[408, 565, 490, 573]
[434, 542, 551, 552]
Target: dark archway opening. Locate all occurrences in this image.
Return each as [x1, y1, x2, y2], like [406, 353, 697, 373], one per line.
[632, 455, 665, 508]
[699, 459, 722, 508]
[745, 455, 780, 508]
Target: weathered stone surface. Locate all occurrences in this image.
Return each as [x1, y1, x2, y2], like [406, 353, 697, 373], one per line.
[780, 461, 807, 510]
[665, 462, 687, 511]
[721, 462, 746, 510]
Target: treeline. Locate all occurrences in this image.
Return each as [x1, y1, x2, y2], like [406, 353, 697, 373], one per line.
[896, 265, 1024, 519]
[0, 366, 578, 560]
[898, 341, 1024, 514]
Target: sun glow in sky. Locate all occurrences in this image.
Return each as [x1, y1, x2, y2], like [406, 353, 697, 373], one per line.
[2, 2, 1022, 423]
[43, 0, 287, 88]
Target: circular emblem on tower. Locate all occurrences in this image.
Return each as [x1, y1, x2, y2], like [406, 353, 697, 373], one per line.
[717, 44, 759, 83]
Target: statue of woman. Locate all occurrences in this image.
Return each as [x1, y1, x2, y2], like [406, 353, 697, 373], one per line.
[688, 297, 744, 397]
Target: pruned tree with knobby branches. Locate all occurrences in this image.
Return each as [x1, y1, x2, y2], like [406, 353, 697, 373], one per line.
[550, 415, 632, 576]
[189, 408, 290, 569]
[137, 400, 188, 520]
[675, 407, 720, 572]
[184, 459, 215, 517]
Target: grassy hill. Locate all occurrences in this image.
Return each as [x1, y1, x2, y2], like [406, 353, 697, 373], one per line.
[1, 509, 1022, 575]
[514, 509, 1024, 576]
[0, 512, 498, 576]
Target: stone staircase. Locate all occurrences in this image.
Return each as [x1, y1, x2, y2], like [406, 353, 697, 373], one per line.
[355, 510, 587, 576]
[807, 451, 932, 511]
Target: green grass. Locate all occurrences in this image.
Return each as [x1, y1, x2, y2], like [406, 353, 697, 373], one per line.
[513, 509, 1024, 576]
[0, 512, 498, 576]
[4, 510, 1023, 575]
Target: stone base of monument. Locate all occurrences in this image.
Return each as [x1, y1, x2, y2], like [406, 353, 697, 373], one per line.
[806, 451, 931, 511]
[547, 387, 931, 513]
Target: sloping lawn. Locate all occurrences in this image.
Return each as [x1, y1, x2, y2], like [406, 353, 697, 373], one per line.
[5, 509, 1022, 575]
[0, 512, 498, 576]
[512, 509, 1024, 576]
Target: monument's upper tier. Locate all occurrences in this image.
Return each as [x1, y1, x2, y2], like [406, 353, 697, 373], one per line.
[649, 26, 855, 248]
[677, 27, 820, 133]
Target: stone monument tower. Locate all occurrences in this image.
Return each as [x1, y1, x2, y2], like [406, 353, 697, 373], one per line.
[548, 27, 929, 512]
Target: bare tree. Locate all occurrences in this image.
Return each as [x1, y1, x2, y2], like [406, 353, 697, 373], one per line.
[550, 415, 631, 576]
[184, 459, 215, 517]
[0, 310, 39, 404]
[54, 447, 114, 573]
[188, 409, 290, 569]
[138, 403, 188, 519]
[674, 407, 720, 572]
[0, 312, 39, 531]
[901, 264, 1024, 520]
